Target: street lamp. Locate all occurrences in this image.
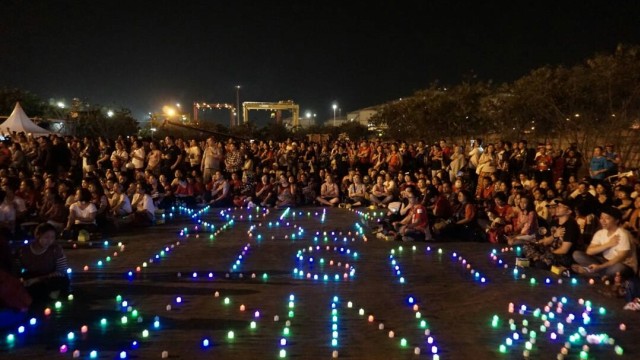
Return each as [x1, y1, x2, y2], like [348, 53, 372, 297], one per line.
[305, 111, 312, 128]
[236, 85, 241, 126]
[332, 103, 338, 127]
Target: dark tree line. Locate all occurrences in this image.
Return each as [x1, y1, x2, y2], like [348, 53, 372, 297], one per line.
[370, 44, 640, 161]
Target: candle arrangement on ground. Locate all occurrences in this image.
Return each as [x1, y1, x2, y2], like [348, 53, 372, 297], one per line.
[2, 205, 638, 359]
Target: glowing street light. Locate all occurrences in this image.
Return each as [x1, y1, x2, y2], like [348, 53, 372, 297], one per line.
[332, 103, 338, 127]
[57, 101, 65, 109]
[236, 85, 241, 126]
[163, 106, 176, 117]
[107, 110, 114, 117]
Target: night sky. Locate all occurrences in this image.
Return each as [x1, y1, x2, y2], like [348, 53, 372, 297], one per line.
[2, 0, 640, 125]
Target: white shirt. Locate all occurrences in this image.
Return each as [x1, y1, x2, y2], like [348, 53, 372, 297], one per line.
[132, 193, 155, 219]
[110, 193, 132, 214]
[69, 202, 97, 224]
[189, 146, 201, 166]
[131, 148, 146, 169]
[591, 227, 637, 272]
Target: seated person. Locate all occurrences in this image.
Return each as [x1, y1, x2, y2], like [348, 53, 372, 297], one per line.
[345, 174, 368, 208]
[209, 171, 233, 207]
[485, 192, 515, 244]
[0, 190, 16, 238]
[376, 187, 416, 238]
[572, 206, 638, 279]
[16, 223, 69, 303]
[39, 191, 68, 233]
[125, 182, 156, 227]
[65, 188, 97, 236]
[275, 175, 296, 209]
[390, 187, 430, 242]
[253, 174, 274, 207]
[369, 175, 393, 207]
[506, 195, 539, 245]
[523, 199, 578, 271]
[316, 175, 340, 207]
[438, 190, 481, 241]
[108, 182, 132, 217]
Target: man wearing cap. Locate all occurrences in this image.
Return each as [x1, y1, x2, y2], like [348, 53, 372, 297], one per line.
[572, 206, 637, 279]
[524, 199, 578, 270]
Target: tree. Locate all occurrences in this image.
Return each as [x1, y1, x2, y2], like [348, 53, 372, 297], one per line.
[74, 107, 139, 139]
[0, 88, 50, 117]
[338, 121, 369, 141]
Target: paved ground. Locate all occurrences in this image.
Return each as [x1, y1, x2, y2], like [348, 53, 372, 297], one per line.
[2, 206, 639, 359]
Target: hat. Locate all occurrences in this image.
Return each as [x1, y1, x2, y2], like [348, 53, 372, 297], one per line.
[546, 199, 572, 209]
[600, 206, 622, 221]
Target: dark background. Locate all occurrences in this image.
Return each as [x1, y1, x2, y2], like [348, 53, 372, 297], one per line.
[1, 0, 640, 125]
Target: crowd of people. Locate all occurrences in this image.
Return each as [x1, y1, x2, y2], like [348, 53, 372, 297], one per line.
[0, 133, 639, 313]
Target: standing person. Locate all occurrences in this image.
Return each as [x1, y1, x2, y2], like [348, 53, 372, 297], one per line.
[429, 145, 444, 180]
[386, 143, 403, 175]
[146, 141, 162, 176]
[161, 136, 183, 180]
[187, 139, 201, 172]
[17, 223, 69, 302]
[604, 144, 621, 177]
[572, 207, 637, 279]
[80, 137, 98, 177]
[448, 145, 466, 183]
[534, 146, 553, 184]
[356, 140, 371, 175]
[130, 140, 146, 172]
[200, 137, 217, 184]
[475, 143, 496, 196]
[589, 146, 609, 183]
[224, 142, 242, 175]
[467, 138, 484, 185]
[95, 138, 113, 171]
[110, 140, 129, 172]
[563, 148, 581, 181]
[509, 140, 528, 178]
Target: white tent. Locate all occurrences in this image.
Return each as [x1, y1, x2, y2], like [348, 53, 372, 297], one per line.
[0, 102, 52, 137]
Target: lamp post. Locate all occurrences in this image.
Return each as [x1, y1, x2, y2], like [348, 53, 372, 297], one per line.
[235, 85, 241, 126]
[332, 103, 338, 127]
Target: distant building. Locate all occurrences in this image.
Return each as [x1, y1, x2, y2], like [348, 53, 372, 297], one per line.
[346, 106, 379, 126]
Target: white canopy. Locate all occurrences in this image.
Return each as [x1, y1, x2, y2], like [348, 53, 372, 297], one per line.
[0, 102, 52, 137]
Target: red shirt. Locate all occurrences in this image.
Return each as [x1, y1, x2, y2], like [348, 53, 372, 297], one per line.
[409, 204, 429, 230]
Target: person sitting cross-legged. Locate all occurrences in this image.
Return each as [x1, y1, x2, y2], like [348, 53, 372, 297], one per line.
[523, 199, 578, 271]
[389, 186, 431, 242]
[316, 174, 340, 207]
[572, 206, 638, 280]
